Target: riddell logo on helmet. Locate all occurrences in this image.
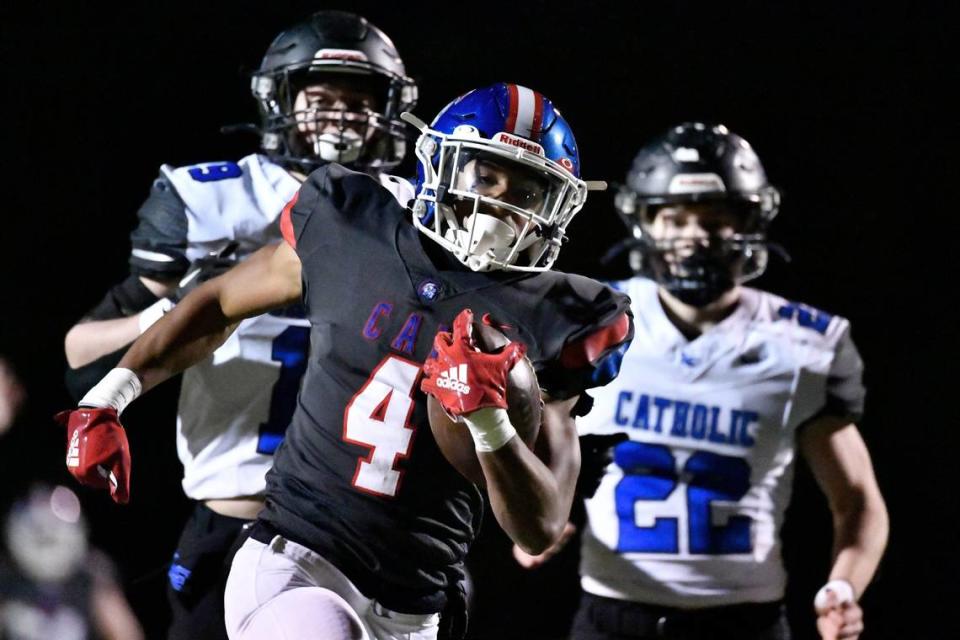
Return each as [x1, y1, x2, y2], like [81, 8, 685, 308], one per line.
[494, 133, 544, 156]
[668, 173, 727, 194]
[313, 48, 369, 63]
[436, 365, 471, 395]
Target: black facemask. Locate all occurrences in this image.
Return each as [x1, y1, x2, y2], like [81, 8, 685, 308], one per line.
[646, 242, 739, 308]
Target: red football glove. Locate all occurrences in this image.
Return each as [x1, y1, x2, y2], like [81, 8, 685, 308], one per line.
[54, 407, 131, 504]
[421, 309, 526, 417]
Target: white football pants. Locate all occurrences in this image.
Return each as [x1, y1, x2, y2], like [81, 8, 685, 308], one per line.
[224, 535, 440, 640]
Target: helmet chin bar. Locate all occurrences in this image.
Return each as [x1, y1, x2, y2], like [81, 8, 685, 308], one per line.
[410, 124, 587, 273]
[615, 191, 773, 304]
[436, 197, 550, 272]
[640, 234, 770, 307]
[253, 71, 412, 173]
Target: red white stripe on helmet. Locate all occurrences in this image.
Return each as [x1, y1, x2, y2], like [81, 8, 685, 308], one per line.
[505, 84, 545, 141]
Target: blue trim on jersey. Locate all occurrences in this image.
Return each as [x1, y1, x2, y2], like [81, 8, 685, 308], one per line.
[777, 302, 832, 335]
[591, 340, 631, 386]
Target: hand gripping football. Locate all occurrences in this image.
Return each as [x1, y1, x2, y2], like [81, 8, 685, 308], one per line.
[427, 315, 542, 485]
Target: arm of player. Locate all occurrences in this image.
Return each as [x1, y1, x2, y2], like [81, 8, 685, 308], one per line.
[120, 241, 301, 392]
[421, 309, 581, 554]
[479, 394, 582, 555]
[799, 415, 888, 639]
[511, 431, 630, 568]
[64, 276, 175, 369]
[65, 173, 190, 371]
[56, 242, 301, 503]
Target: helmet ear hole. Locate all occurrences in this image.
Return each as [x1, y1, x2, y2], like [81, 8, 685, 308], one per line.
[251, 75, 275, 100]
[614, 188, 636, 215]
[759, 185, 781, 220]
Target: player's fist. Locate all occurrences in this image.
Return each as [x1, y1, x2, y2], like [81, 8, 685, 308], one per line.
[421, 309, 526, 417]
[815, 600, 863, 639]
[54, 408, 131, 504]
[815, 581, 863, 640]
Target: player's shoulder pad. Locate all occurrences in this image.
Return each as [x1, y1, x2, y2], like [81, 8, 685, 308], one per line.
[750, 288, 867, 422]
[530, 272, 634, 399]
[751, 287, 853, 350]
[160, 157, 255, 213]
[129, 171, 189, 279]
[280, 163, 404, 253]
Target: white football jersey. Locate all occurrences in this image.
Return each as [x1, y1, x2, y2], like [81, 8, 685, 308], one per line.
[158, 155, 415, 500]
[578, 277, 865, 607]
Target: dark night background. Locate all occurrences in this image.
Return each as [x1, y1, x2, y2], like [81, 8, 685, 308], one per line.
[0, 1, 953, 638]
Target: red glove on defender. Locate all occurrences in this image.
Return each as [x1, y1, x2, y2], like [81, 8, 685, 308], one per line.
[421, 309, 526, 417]
[55, 408, 131, 504]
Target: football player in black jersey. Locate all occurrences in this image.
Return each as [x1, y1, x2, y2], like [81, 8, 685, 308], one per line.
[60, 11, 417, 640]
[58, 83, 633, 640]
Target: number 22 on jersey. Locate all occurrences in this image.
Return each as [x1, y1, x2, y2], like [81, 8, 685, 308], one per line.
[343, 356, 421, 498]
[615, 441, 753, 555]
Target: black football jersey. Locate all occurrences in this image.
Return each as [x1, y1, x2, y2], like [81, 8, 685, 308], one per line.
[260, 163, 633, 613]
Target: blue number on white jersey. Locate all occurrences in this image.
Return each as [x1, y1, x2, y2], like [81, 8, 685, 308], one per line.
[257, 325, 311, 454]
[685, 451, 751, 554]
[615, 443, 752, 555]
[777, 302, 833, 335]
[615, 442, 678, 553]
[187, 162, 243, 183]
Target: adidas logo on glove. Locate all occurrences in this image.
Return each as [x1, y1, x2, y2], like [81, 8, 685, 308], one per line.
[66, 430, 80, 467]
[435, 364, 471, 395]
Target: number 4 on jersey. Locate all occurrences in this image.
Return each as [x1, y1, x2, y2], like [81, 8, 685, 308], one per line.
[343, 356, 421, 498]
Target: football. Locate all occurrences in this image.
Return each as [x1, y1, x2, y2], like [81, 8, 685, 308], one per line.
[427, 319, 543, 485]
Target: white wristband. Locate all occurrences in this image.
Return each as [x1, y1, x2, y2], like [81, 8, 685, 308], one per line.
[138, 298, 174, 334]
[814, 579, 855, 610]
[79, 368, 142, 415]
[463, 407, 517, 453]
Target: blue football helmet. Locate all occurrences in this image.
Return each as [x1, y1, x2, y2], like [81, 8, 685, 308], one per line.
[403, 83, 604, 272]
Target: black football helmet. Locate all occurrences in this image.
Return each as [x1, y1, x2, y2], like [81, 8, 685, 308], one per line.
[614, 123, 781, 306]
[251, 11, 418, 172]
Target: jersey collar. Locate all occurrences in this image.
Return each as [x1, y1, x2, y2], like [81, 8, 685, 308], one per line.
[637, 278, 760, 377]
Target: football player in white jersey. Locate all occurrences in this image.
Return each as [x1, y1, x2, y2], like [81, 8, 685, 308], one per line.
[516, 123, 889, 640]
[62, 11, 417, 639]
